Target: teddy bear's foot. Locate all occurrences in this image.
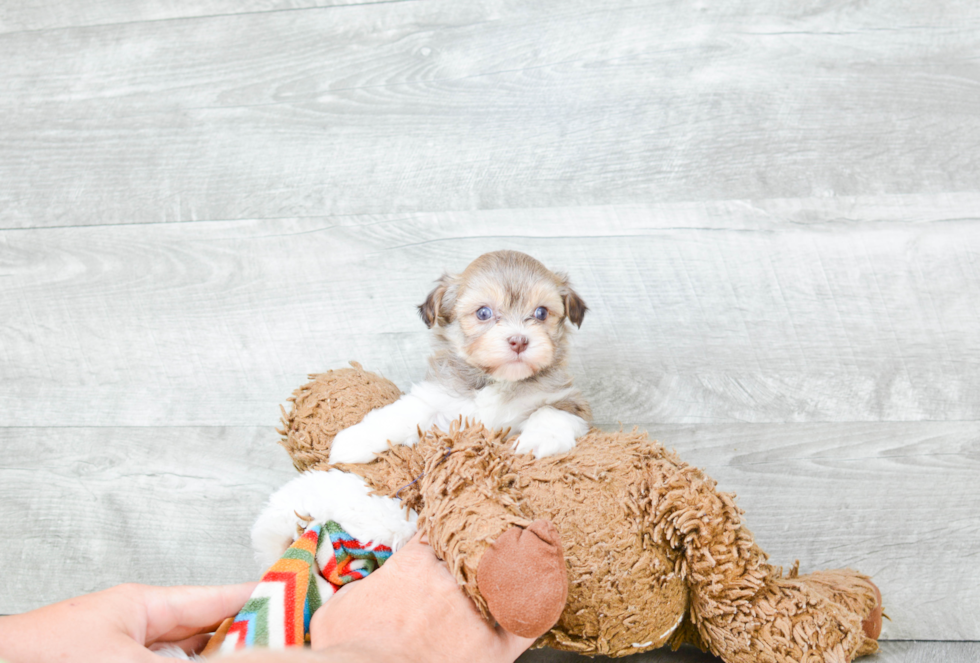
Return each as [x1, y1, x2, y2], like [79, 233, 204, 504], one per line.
[476, 520, 568, 639]
[801, 570, 883, 649]
[251, 469, 417, 569]
[692, 568, 883, 663]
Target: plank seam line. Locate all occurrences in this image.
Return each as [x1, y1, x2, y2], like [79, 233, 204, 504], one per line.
[2, 420, 979, 430]
[0, 0, 415, 38]
[0, 425, 264, 430]
[877, 639, 980, 643]
[3, 207, 978, 233]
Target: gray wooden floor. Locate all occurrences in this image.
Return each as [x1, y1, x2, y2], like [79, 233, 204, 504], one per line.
[1, 1, 978, 660]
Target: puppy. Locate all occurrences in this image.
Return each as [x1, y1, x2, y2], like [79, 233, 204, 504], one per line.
[329, 250, 591, 464]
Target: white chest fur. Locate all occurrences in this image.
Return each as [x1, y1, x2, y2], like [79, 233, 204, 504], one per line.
[330, 379, 587, 464]
[416, 380, 578, 434]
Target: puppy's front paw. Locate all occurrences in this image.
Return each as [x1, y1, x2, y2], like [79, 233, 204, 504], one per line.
[513, 427, 577, 458]
[329, 422, 390, 464]
[512, 407, 589, 459]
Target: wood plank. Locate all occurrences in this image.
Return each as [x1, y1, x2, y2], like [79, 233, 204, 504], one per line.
[0, 1, 400, 34]
[888, 640, 980, 663]
[2, 0, 978, 650]
[0, 421, 976, 639]
[520, 640, 980, 662]
[0, 426, 297, 615]
[636, 421, 980, 642]
[1, 1, 979, 227]
[1, 199, 978, 427]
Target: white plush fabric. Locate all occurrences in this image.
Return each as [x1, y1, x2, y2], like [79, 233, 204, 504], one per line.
[251, 469, 418, 569]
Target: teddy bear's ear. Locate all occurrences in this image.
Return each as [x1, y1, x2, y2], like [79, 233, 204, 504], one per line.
[418, 273, 456, 328]
[559, 276, 588, 328]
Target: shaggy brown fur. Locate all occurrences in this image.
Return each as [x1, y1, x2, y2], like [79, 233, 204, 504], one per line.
[279, 364, 882, 662]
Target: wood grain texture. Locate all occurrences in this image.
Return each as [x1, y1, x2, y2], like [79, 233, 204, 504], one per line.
[640, 421, 980, 641]
[0, 0, 403, 34]
[0, 422, 975, 639]
[2, 0, 979, 227]
[885, 641, 980, 663]
[2, 0, 979, 648]
[1, 198, 978, 427]
[0, 426, 297, 614]
[520, 640, 980, 662]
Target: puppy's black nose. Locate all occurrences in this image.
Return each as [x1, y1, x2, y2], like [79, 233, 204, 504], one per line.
[508, 335, 529, 354]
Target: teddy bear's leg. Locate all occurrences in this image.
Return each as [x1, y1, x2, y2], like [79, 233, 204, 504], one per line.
[648, 457, 882, 663]
[426, 512, 569, 640]
[251, 469, 417, 570]
[410, 426, 569, 639]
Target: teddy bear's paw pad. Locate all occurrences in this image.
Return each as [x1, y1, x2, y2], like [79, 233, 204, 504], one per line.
[476, 520, 568, 639]
[862, 581, 883, 641]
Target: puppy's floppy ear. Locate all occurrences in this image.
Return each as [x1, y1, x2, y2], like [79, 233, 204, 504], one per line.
[559, 277, 588, 328]
[418, 273, 456, 328]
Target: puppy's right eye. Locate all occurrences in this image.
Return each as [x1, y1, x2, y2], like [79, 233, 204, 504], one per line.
[476, 306, 493, 321]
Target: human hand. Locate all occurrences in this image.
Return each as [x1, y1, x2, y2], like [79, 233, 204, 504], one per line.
[308, 533, 535, 663]
[0, 537, 533, 663]
[0, 582, 254, 663]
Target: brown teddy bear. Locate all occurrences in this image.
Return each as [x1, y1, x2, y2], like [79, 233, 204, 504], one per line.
[270, 362, 883, 662]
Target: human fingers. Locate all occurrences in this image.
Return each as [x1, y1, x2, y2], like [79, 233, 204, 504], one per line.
[225, 649, 367, 662]
[142, 582, 257, 643]
[0, 599, 161, 663]
[148, 633, 211, 655]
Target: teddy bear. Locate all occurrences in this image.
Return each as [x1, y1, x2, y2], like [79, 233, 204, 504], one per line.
[250, 362, 882, 663]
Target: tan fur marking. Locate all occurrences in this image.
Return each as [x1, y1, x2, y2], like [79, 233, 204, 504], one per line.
[551, 397, 593, 421]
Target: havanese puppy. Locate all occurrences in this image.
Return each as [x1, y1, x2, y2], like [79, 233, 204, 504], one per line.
[329, 250, 591, 464]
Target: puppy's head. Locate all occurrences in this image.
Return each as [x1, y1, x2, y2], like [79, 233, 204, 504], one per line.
[419, 251, 587, 382]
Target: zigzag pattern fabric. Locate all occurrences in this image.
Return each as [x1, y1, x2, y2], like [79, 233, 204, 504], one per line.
[321, 520, 392, 586]
[218, 521, 392, 653]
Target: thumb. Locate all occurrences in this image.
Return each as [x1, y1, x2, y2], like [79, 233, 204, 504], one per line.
[497, 628, 537, 661]
[143, 583, 257, 643]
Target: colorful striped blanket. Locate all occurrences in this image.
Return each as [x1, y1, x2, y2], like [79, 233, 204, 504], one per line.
[215, 521, 392, 653]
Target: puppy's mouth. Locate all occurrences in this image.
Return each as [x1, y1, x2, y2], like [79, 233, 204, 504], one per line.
[487, 355, 538, 381]
[462, 333, 552, 382]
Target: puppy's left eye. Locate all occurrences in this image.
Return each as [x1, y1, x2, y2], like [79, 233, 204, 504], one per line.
[476, 306, 493, 321]
[534, 307, 548, 321]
